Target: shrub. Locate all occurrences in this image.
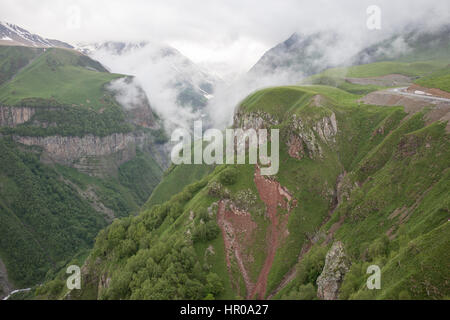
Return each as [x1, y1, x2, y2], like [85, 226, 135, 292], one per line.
[367, 236, 390, 261]
[219, 168, 238, 186]
[296, 246, 328, 285]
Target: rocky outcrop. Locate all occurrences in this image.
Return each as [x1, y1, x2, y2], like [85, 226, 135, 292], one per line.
[233, 110, 279, 130]
[0, 106, 36, 127]
[287, 112, 338, 159]
[316, 241, 351, 300]
[314, 112, 338, 144]
[14, 133, 137, 177]
[233, 106, 339, 160]
[287, 135, 305, 159]
[98, 273, 111, 295]
[13, 130, 169, 177]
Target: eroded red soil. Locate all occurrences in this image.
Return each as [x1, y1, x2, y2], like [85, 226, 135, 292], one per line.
[216, 200, 257, 297]
[250, 166, 294, 299]
[216, 165, 295, 299]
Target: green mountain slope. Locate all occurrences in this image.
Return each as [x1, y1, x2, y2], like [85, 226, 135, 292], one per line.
[0, 47, 115, 109]
[415, 65, 450, 93]
[303, 60, 450, 95]
[145, 163, 215, 208]
[0, 139, 107, 287]
[0, 46, 44, 86]
[42, 79, 449, 300]
[0, 46, 165, 294]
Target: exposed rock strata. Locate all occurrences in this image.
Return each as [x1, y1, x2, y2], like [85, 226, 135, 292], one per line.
[0, 106, 36, 127]
[316, 241, 351, 300]
[14, 133, 137, 177]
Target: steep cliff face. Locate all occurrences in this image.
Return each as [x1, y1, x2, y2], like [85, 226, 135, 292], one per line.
[287, 111, 338, 159]
[14, 133, 137, 177]
[233, 95, 339, 160]
[0, 106, 36, 127]
[1, 89, 167, 177]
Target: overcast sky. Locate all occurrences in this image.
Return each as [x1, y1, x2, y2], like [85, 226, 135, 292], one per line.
[1, 0, 449, 77]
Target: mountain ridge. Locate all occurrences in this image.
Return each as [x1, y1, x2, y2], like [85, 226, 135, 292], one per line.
[0, 21, 73, 49]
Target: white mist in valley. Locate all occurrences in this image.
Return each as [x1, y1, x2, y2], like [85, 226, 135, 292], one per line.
[82, 42, 219, 133]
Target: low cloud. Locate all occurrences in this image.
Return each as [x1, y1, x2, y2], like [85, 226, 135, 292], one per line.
[89, 42, 211, 132]
[107, 77, 148, 110]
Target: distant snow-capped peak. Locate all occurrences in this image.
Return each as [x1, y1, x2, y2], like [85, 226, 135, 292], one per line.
[77, 41, 222, 99]
[0, 21, 73, 49]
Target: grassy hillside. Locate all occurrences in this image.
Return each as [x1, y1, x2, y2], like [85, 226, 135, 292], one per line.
[0, 46, 44, 86]
[145, 163, 216, 208]
[0, 46, 137, 137]
[316, 60, 447, 79]
[303, 59, 450, 95]
[415, 65, 450, 92]
[0, 47, 118, 110]
[39, 81, 449, 300]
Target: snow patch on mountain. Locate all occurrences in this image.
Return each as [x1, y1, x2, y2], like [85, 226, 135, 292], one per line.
[0, 21, 73, 48]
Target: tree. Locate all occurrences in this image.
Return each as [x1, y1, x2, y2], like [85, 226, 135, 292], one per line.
[206, 273, 224, 297]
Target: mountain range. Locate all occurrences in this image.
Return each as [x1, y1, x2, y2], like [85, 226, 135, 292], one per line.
[78, 41, 221, 119]
[0, 21, 73, 49]
[0, 21, 449, 301]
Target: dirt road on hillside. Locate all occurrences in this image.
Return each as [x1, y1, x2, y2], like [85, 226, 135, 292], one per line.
[360, 86, 450, 132]
[389, 87, 450, 103]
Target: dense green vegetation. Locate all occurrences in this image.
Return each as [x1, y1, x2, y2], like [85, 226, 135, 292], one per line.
[0, 46, 137, 138]
[0, 138, 107, 287]
[118, 150, 164, 204]
[38, 174, 230, 299]
[0, 138, 163, 289]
